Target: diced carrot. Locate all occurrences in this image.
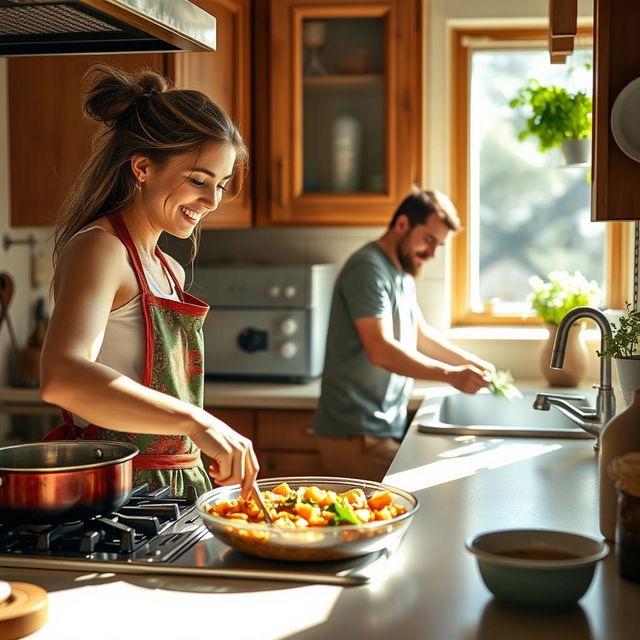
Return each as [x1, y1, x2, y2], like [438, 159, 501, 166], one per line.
[303, 485, 326, 504]
[367, 490, 393, 511]
[295, 502, 321, 521]
[320, 490, 338, 507]
[339, 488, 367, 508]
[374, 506, 393, 520]
[227, 512, 249, 520]
[214, 500, 238, 516]
[271, 482, 292, 496]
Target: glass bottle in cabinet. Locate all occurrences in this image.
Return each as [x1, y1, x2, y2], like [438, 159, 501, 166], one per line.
[302, 16, 385, 196]
[258, 1, 421, 226]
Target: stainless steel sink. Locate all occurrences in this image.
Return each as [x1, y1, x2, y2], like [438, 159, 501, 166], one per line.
[415, 390, 596, 438]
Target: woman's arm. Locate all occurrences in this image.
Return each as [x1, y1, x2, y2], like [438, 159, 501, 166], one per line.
[40, 230, 258, 496]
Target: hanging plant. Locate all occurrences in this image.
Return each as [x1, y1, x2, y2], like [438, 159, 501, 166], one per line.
[509, 78, 592, 152]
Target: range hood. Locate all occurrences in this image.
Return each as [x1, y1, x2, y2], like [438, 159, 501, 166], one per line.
[0, 0, 216, 56]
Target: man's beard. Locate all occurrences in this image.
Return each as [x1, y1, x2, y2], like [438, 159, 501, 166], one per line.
[396, 234, 420, 276]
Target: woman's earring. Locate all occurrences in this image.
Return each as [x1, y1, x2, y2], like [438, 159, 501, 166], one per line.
[135, 180, 143, 191]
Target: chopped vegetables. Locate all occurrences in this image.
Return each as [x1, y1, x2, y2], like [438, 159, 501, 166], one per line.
[203, 482, 407, 529]
[487, 369, 523, 400]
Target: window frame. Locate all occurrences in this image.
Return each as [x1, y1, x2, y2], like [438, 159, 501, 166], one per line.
[449, 25, 629, 327]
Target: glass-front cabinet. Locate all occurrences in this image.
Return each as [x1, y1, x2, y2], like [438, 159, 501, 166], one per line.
[256, 0, 422, 226]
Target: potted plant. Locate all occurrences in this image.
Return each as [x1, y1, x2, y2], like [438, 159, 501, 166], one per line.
[528, 270, 601, 386]
[596, 303, 640, 407]
[509, 77, 592, 165]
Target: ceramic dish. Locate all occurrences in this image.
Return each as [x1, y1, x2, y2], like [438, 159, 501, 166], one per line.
[196, 476, 419, 562]
[465, 528, 609, 610]
[611, 76, 640, 163]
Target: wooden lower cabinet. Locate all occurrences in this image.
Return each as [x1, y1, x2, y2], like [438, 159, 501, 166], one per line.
[205, 407, 326, 477]
[255, 409, 327, 478]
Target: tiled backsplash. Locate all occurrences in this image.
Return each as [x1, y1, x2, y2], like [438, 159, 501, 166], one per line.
[166, 225, 452, 330]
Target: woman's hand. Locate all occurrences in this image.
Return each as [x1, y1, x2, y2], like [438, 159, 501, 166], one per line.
[189, 411, 259, 499]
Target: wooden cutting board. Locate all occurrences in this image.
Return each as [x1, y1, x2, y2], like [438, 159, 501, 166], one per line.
[0, 581, 48, 640]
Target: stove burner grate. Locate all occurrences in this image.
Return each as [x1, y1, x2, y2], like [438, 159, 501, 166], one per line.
[0, 483, 205, 559]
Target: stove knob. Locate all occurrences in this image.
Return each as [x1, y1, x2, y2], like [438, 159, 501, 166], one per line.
[280, 341, 298, 359]
[283, 285, 297, 299]
[280, 318, 298, 336]
[237, 328, 268, 353]
[267, 285, 281, 299]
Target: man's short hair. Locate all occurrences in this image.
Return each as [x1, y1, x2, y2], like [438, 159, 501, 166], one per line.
[389, 188, 461, 232]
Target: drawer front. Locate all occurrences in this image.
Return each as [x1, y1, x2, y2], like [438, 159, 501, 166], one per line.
[256, 410, 317, 450]
[258, 451, 327, 478]
[206, 408, 256, 441]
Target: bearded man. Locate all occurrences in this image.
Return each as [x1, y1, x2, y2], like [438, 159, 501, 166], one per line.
[314, 188, 495, 481]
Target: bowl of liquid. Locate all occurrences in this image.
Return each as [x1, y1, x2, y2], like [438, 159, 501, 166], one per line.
[465, 528, 609, 610]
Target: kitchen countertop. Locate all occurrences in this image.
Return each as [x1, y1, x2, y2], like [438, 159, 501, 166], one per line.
[0, 379, 446, 412]
[0, 378, 595, 412]
[1, 397, 638, 639]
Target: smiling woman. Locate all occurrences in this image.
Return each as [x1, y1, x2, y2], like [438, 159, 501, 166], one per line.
[37, 64, 259, 500]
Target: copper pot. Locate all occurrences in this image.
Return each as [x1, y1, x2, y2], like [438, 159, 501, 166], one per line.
[0, 441, 138, 522]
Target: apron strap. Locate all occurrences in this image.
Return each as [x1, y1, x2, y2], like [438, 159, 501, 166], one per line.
[107, 213, 151, 295]
[106, 212, 155, 386]
[41, 410, 101, 441]
[133, 452, 200, 470]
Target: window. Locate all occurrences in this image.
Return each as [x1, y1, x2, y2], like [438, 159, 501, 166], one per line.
[450, 27, 629, 326]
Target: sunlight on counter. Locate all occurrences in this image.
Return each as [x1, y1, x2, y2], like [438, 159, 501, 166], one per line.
[386, 439, 562, 494]
[38, 580, 343, 639]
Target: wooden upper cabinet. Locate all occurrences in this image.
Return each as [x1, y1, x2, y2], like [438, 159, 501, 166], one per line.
[255, 0, 422, 226]
[167, 0, 252, 229]
[592, 0, 640, 221]
[8, 54, 163, 227]
[8, 0, 251, 229]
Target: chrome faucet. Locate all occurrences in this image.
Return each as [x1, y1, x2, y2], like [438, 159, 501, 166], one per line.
[533, 306, 616, 448]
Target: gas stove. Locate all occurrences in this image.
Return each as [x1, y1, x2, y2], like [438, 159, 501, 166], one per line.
[0, 484, 388, 586]
[0, 484, 204, 563]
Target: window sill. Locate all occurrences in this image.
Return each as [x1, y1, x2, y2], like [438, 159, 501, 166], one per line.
[446, 325, 603, 343]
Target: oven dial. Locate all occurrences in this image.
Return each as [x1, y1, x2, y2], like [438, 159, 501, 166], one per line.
[283, 285, 297, 299]
[267, 285, 281, 298]
[237, 328, 268, 353]
[280, 318, 298, 336]
[280, 341, 298, 359]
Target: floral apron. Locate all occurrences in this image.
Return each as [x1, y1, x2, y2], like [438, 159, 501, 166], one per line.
[43, 213, 212, 497]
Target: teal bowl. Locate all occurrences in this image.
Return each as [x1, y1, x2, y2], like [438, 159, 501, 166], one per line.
[465, 529, 609, 610]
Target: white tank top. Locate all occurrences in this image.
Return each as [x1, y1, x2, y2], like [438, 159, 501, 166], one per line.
[69, 226, 181, 426]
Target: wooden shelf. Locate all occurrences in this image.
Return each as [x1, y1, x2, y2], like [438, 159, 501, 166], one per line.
[303, 73, 383, 87]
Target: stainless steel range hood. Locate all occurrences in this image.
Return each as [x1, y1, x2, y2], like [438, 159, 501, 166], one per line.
[0, 0, 216, 56]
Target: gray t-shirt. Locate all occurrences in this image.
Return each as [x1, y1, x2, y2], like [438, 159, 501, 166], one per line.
[314, 242, 418, 439]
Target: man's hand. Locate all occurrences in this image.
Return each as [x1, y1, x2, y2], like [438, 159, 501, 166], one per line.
[463, 356, 496, 380]
[445, 364, 490, 394]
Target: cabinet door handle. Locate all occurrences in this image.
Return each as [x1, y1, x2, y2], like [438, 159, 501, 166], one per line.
[304, 426, 315, 436]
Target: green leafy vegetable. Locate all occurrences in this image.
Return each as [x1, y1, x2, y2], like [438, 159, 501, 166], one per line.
[330, 499, 361, 525]
[488, 370, 523, 400]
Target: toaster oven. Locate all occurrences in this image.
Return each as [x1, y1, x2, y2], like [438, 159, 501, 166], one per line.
[194, 263, 336, 382]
